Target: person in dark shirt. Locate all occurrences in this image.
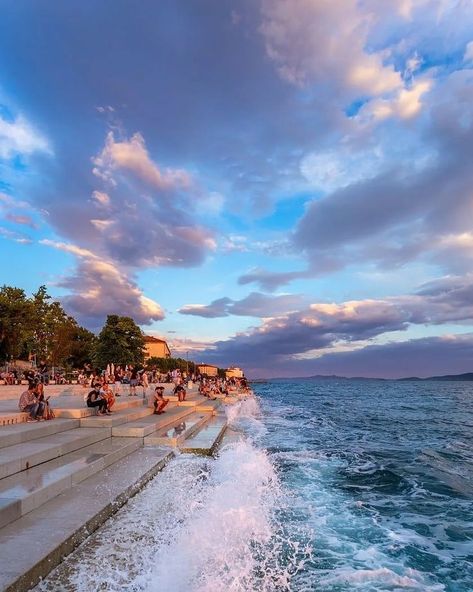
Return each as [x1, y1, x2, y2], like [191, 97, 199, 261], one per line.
[173, 384, 186, 402]
[153, 386, 169, 414]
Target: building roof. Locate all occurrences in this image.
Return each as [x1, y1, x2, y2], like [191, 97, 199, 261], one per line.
[197, 363, 218, 368]
[143, 335, 168, 344]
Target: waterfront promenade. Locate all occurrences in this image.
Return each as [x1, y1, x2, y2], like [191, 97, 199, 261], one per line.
[0, 383, 242, 591]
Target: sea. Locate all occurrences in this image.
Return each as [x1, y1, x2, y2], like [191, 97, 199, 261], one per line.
[35, 380, 473, 592]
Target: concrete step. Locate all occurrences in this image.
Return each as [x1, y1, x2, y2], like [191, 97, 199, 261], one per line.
[112, 405, 195, 439]
[54, 396, 145, 419]
[0, 412, 29, 426]
[0, 427, 110, 479]
[0, 418, 79, 450]
[144, 412, 211, 447]
[0, 446, 173, 592]
[180, 415, 227, 456]
[0, 437, 141, 529]
[194, 399, 222, 413]
[80, 405, 152, 428]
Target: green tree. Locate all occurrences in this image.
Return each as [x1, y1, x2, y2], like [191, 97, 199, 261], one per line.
[93, 315, 145, 368]
[146, 356, 196, 374]
[68, 326, 96, 369]
[0, 286, 33, 362]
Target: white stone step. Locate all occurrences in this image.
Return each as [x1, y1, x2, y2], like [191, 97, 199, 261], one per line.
[0, 447, 174, 592]
[194, 399, 222, 413]
[144, 412, 211, 447]
[0, 418, 79, 449]
[0, 427, 110, 479]
[112, 405, 195, 438]
[0, 437, 141, 529]
[80, 405, 153, 428]
[180, 415, 227, 456]
[54, 396, 145, 419]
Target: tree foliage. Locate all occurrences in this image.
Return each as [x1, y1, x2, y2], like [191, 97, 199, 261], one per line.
[93, 315, 145, 368]
[146, 356, 196, 374]
[0, 284, 96, 368]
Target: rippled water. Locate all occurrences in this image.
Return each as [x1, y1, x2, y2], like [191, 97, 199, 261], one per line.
[35, 380, 473, 591]
[253, 380, 473, 591]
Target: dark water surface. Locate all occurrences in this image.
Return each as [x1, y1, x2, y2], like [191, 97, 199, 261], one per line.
[252, 380, 473, 591]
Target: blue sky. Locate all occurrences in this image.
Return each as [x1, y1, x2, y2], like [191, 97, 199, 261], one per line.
[1, 0, 473, 378]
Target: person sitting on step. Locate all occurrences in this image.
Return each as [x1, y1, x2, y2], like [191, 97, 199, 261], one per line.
[18, 382, 45, 421]
[100, 382, 115, 413]
[153, 386, 169, 414]
[173, 383, 186, 402]
[86, 386, 109, 415]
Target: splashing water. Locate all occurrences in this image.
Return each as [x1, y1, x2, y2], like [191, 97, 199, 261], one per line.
[35, 395, 311, 592]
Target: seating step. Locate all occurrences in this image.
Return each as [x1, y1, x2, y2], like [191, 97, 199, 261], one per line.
[112, 405, 195, 438]
[180, 415, 227, 456]
[0, 446, 173, 592]
[80, 406, 153, 428]
[54, 396, 145, 419]
[0, 412, 29, 426]
[144, 413, 211, 447]
[0, 418, 79, 450]
[0, 437, 141, 529]
[0, 427, 110, 480]
[195, 399, 222, 413]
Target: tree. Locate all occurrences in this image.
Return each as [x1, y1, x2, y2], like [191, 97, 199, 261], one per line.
[93, 315, 145, 368]
[68, 326, 96, 369]
[146, 356, 196, 374]
[0, 286, 33, 362]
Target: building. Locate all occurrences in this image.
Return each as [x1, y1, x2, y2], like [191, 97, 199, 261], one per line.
[197, 364, 219, 377]
[225, 366, 244, 379]
[144, 336, 171, 360]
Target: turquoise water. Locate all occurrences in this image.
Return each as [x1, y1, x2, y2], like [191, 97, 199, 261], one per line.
[35, 380, 473, 591]
[249, 380, 473, 591]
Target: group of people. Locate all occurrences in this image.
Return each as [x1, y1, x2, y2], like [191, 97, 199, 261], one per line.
[18, 380, 54, 422]
[85, 381, 116, 415]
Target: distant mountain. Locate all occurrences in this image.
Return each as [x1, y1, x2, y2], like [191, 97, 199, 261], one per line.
[399, 372, 473, 381]
[261, 372, 473, 382]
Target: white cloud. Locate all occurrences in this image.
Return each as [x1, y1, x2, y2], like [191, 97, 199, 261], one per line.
[0, 113, 50, 158]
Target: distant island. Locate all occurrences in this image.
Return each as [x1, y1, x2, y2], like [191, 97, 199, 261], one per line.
[262, 372, 473, 382]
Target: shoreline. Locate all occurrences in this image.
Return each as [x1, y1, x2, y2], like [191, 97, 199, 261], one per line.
[0, 383, 252, 591]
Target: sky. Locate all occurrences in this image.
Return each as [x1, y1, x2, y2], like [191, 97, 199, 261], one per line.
[1, 0, 473, 378]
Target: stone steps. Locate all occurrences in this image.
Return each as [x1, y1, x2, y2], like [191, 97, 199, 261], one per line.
[0, 447, 174, 592]
[54, 396, 145, 419]
[79, 405, 152, 428]
[0, 418, 79, 449]
[180, 415, 227, 456]
[194, 399, 222, 413]
[112, 405, 196, 439]
[144, 412, 211, 447]
[0, 412, 29, 426]
[0, 427, 111, 479]
[0, 437, 141, 529]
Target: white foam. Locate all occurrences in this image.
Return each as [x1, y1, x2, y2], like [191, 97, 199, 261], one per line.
[145, 440, 309, 591]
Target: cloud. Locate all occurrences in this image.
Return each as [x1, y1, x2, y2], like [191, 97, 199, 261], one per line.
[0, 112, 50, 158]
[41, 239, 164, 328]
[93, 132, 191, 190]
[47, 130, 217, 269]
[249, 334, 473, 379]
[197, 274, 473, 372]
[260, 0, 402, 95]
[5, 212, 37, 228]
[179, 292, 305, 318]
